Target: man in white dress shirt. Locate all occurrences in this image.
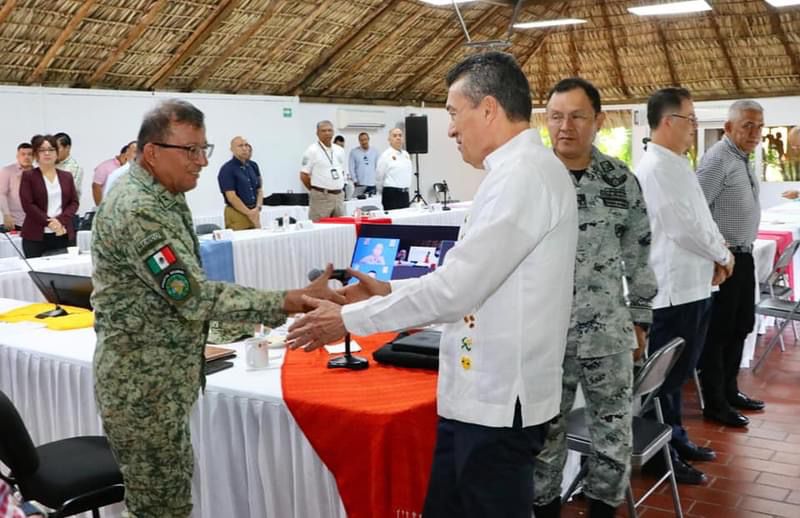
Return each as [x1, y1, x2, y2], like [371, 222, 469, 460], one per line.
[637, 87, 735, 485]
[376, 128, 413, 210]
[286, 52, 578, 517]
[299, 120, 347, 221]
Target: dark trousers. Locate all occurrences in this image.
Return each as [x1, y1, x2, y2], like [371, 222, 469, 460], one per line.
[700, 252, 755, 412]
[363, 185, 376, 196]
[22, 234, 69, 258]
[648, 298, 712, 446]
[382, 187, 410, 210]
[422, 401, 548, 518]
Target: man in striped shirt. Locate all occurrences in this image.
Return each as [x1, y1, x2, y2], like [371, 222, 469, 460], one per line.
[696, 100, 765, 428]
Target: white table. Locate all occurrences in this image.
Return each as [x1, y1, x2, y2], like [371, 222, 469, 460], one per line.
[760, 202, 800, 296]
[0, 254, 93, 302]
[344, 196, 382, 215]
[742, 239, 778, 367]
[192, 206, 309, 231]
[385, 204, 470, 227]
[224, 224, 357, 290]
[0, 233, 23, 259]
[0, 298, 346, 518]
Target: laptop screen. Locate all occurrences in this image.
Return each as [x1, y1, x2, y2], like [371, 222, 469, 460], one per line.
[349, 224, 459, 282]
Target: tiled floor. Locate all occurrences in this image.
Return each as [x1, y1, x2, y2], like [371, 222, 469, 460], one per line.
[561, 328, 800, 517]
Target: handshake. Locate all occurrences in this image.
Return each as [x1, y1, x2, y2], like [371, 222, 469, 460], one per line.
[283, 264, 391, 352]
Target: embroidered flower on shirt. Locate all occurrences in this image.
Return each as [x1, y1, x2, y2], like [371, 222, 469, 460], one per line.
[460, 337, 473, 351]
[460, 355, 472, 371]
[463, 314, 476, 328]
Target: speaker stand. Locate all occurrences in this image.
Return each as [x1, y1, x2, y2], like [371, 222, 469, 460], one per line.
[411, 154, 427, 206]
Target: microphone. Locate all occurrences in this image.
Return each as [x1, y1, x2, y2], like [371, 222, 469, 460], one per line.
[307, 268, 351, 284]
[1, 230, 69, 318]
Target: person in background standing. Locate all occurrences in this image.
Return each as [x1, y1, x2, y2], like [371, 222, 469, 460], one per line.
[93, 141, 136, 206]
[376, 128, 413, 210]
[19, 135, 78, 258]
[218, 136, 262, 230]
[348, 132, 378, 196]
[0, 142, 34, 230]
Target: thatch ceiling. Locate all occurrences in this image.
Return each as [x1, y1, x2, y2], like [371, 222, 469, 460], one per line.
[0, 0, 798, 106]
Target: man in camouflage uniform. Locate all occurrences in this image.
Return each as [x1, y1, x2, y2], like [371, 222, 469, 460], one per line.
[533, 78, 657, 518]
[92, 99, 343, 518]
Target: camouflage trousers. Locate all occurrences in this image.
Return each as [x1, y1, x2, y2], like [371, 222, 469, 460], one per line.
[533, 350, 634, 507]
[98, 388, 196, 518]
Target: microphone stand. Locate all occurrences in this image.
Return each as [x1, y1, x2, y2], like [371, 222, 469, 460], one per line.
[1, 229, 68, 318]
[327, 332, 369, 370]
[441, 180, 451, 211]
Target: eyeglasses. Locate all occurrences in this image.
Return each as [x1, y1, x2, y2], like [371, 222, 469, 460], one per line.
[670, 113, 698, 125]
[153, 142, 214, 160]
[546, 112, 593, 125]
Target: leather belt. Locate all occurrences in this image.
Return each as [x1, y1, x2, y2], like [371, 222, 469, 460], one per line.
[729, 245, 753, 254]
[310, 186, 342, 195]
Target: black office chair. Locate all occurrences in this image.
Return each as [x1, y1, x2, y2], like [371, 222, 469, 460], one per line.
[195, 223, 221, 235]
[561, 338, 686, 518]
[0, 390, 124, 517]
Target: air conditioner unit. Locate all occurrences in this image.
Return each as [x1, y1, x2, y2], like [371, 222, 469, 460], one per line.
[337, 109, 386, 129]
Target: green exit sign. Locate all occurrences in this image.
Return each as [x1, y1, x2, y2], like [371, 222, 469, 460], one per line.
[283, 107, 292, 118]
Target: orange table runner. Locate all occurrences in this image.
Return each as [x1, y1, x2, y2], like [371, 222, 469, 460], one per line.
[282, 333, 438, 518]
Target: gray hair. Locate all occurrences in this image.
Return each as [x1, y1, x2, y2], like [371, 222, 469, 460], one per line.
[138, 99, 204, 154]
[316, 120, 333, 130]
[728, 100, 763, 122]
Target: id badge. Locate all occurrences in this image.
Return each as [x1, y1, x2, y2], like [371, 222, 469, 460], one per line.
[330, 168, 340, 180]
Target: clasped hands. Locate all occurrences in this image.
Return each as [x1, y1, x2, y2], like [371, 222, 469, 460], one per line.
[712, 249, 735, 286]
[47, 218, 66, 236]
[284, 264, 390, 352]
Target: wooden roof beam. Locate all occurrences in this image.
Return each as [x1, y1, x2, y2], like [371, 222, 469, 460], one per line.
[390, 5, 501, 101]
[189, 0, 285, 91]
[708, 13, 742, 93]
[28, 1, 97, 84]
[0, 1, 17, 27]
[654, 22, 678, 86]
[232, 0, 337, 94]
[598, 0, 630, 98]
[281, 0, 401, 96]
[320, 9, 428, 96]
[147, 0, 240, 90]
[86, 0, 168, 86]
[568, 26, 579, 77]
[767, 7, 800, 82]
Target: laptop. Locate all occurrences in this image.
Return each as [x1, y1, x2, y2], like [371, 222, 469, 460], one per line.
[390, 330, 442, 356]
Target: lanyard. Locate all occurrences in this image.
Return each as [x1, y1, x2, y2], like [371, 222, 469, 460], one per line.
[318, 142, 335, 167]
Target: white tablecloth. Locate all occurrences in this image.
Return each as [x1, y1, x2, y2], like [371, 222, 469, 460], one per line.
[760, 202, 800, 296]
[0, 298, 346, 518]
[0, 233, 23, 258]
[192, 206, 309, 231]
[0, 254, 93, 302]
[385, 204, 470, 227]
[742, 239, 778, 367]
[344, 196, 382, 215]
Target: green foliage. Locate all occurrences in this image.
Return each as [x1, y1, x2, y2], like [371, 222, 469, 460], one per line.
[538, 126, 632, 167]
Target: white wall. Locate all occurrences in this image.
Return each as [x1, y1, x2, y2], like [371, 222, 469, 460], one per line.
[0, 85, 479, 220]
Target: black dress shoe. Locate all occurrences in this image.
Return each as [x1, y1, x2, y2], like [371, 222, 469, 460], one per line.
[645, 455, 708, 485]
[704, 407, 749, 427]
[673, 441, 717, 462]
[670, 456, 708, 485]
[729, 391, 765, 411]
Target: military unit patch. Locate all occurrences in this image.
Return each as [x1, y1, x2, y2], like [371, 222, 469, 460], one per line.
[143, 243, 195, 303]
[599, 187, 629, 209]
[163, 270, 191, 301]
[600, 170, 627, 188]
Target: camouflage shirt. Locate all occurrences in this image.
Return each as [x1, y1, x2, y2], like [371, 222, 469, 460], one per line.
[92, 162, 286, 411]
[568, 147, 657, 358]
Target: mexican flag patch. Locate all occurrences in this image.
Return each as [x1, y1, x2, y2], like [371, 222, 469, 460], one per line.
[146, 245, 177, 274]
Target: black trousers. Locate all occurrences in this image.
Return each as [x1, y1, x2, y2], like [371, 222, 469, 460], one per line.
[648, 298, 712, 446]
[700, 252, 755, 412]
[382, 187, 410, 210]
[22, 233, 69, 258]
[422, 401, 548, 518]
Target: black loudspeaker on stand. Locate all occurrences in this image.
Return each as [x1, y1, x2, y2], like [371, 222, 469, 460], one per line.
[405, 115, 428, 206]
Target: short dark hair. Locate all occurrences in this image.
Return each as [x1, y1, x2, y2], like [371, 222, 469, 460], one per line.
[445, 51, 531, 123]
[647, 87, 692, 130]
[17, 142, 32, 151]
[546, 78, 602, 114]
[54, 132, 72, 148]
[31, 134, 58, 157]
[138, 99, 205, 154]
[358, 132, 369, 139]
[334, 135, 345, 144]
[120, 143, 130, 155]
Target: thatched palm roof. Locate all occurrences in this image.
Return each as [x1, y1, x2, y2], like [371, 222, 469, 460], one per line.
[0, 0, 797, 107]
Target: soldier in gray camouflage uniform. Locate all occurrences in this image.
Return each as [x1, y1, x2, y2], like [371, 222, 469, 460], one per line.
[92, 99, 343, 518]
[532, 78, 657, 518]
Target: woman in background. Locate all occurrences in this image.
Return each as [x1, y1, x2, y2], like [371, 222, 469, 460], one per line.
[19, 134, 78, 258]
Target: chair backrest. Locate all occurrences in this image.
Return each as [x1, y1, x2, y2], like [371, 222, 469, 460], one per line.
[774, 240, 800, 272]
[0, 391, 39, 480]
[633, 337, 685, 411]
[195, 223, 221, 235]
